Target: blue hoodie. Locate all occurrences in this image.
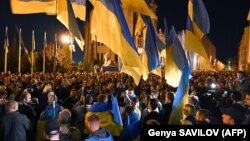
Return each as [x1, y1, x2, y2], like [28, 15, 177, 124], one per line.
[86, 128, 113, 141]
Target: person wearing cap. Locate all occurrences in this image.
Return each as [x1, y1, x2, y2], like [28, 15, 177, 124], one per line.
[45, 119, 60, 141]
[221, 104, 246, 125]
[86, 114, 114, 141]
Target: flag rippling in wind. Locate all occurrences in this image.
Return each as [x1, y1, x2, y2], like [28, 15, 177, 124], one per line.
[10, 0, 86, 50]
[185, 16, 208, 60]
[10, 0, 56, 15]
[90, 0, 143, 85]
[168, 63, 190, 124]
[57, 0, 85, 50]
[188, 0, 210, 35]
[168, 30, 190, 124]
[16, 26, 32, 64]
[164, 27, 182, 87]
[121, 0, 157, 19]
[137, 15, 161, 80]
[11, 0, 86, 21]
[111, 94, 123, 126]
[71, 0, 86, 21]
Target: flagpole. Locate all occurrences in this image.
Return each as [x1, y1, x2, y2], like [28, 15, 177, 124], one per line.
[18, 28, 22, 74]
[4, 26, 8, 74]
[31, 30, 35, 75]
[43, 32, 46, 73]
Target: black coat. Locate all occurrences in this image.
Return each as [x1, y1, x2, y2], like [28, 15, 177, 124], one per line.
[0, 112, 31, 141]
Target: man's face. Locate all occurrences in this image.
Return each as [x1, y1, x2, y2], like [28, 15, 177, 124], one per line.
[237, 73, 243, 81]
[222, 114, 234, 125]
[245, 95, 250, 107]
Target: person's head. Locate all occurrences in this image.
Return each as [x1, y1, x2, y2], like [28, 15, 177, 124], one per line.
[0, 91, 7, 105]
[124, 105, 134, 116]
[145, 119, 160, 125]
[45, 119, 60, 140]
[221, 105, 246, 125]
[184, 104, 196, 116]
[20, 90, 31, 104]
[237, 71, 245, 81]
[87, 114, 100, 133]
[47, 92, 58, 104]
[97, 94, 108, 103]
[85, 94, 94, 105]
[188, 95, 199, 105]
[245, 92, 250, 108]
[5, 100, 18, 113]
[43, 84, 52, 94]
[70, 88, 77, 97]
[195, 109, 210, 122]
[131, 97, 139, 108]
[165, 92, 175, 104]
[59, 109, 71, 125]
[148, 98, 158, 111]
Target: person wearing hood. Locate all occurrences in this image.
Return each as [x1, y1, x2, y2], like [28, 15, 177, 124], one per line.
[86, 114, 113, 141]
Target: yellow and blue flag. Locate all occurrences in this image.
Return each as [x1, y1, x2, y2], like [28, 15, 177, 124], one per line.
[10, 0, 56, 15]
[111, 94, 123, 126]
[168, 31, 190, 124]
[168, 63, 190, 124]
[11, 0, 86, 21]
[164, 27, 182, 87]
[188, 0, 210, 35]
[140, 15, 161, 80]
[90, 0, 143, 85]
[185, 16, 209, 60]
[57, 0, 85, 50]
[71, 0, 86, 21]
[173, 28, 187, 71]
[164, 19, 172, 48]
[121, 0, 157, 19]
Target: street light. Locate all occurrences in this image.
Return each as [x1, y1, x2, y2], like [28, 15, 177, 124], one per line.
[61, 32, 75, 63]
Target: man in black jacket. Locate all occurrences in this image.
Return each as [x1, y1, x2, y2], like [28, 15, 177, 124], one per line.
[0, 100, 31, 141]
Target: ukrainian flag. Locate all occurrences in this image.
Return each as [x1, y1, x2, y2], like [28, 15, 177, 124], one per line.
[168, 64, 190, 124]
[72, 0, 86, 21]
[138, 15, 161, 80]
[57, 0, 85, 50]
[164, 27, 182, 87]
[121, 0, 157, 19]
[85, 111, 123, 136]
[11, 0, 86, 21]
[188, 0, 210, 35]
[185, 16, 209, 60]
[90, 0, 143, 85]
[168, 31, 190, 124]
[11, 0, 56, 15]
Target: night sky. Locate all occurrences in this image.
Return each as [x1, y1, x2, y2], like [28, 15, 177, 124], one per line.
[0, 0, 249, 63]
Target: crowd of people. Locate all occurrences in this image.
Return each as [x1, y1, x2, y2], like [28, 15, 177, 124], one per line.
[0, 70, 249, 141]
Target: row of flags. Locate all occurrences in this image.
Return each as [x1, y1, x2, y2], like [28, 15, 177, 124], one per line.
[6, 0, 212, 124]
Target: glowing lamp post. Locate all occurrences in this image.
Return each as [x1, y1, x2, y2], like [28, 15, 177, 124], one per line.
[61, 32, 75, 64]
